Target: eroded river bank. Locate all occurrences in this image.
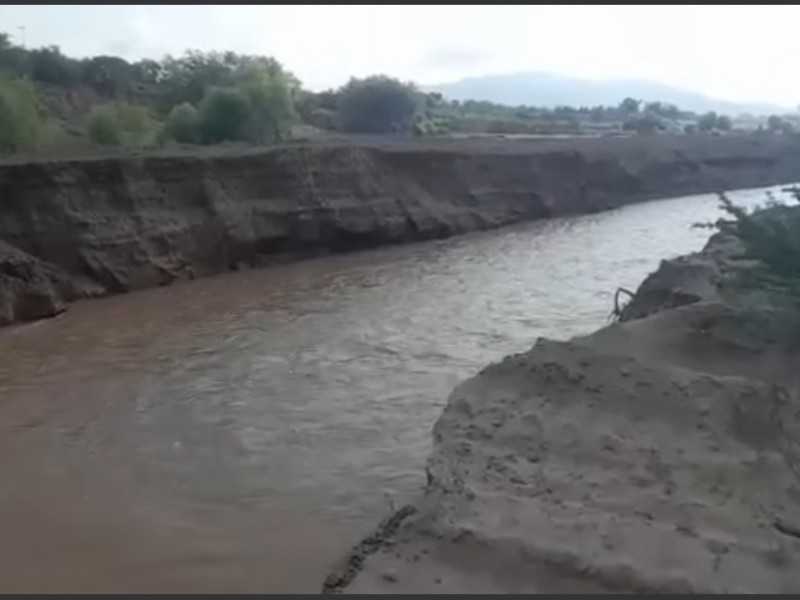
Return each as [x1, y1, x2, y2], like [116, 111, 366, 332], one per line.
[0, 184, 784, 592]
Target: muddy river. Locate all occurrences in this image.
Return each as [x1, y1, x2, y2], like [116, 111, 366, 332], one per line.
[0, 185, 783, 592]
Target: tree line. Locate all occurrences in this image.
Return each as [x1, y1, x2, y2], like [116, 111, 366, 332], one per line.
[0, 31, 795, 154]
[0, 32, 301, 151]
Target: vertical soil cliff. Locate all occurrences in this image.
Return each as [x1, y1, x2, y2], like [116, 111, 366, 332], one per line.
[2, 134, 800, 326]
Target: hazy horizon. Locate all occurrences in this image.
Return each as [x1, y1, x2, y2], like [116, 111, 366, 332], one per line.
[1, 5, 798, 108]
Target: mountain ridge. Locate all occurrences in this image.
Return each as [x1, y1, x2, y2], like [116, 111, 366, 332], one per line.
[425, 71, 789, 116]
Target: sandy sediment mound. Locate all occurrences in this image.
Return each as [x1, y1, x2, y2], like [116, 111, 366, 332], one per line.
[2, 134, 800, 327]
[329, 233, 800, 593]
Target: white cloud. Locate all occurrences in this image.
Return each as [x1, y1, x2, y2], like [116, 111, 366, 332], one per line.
[1, 5, 798, 107]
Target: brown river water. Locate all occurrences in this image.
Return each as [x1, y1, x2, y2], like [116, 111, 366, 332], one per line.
[0, 185, 785, 592]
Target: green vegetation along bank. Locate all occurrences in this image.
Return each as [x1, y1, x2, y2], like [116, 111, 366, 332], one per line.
[2, 31, 799, 157]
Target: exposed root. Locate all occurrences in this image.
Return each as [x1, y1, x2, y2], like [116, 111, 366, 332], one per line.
[610, 287, 635, 321]
[321, 504, 416, 594]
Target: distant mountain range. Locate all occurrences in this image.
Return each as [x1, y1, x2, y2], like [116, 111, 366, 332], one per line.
[425, 72, 788, 116]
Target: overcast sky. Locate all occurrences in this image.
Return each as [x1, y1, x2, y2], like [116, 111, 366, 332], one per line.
[1, 5, 798, 107]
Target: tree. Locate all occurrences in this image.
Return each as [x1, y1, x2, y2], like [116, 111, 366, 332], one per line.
[0, 32, 27, 76]
[0, 74, 43, 152]
[716, 114, 732, 132]
[240, 67, 296, 142]
[619, 97, 641, 115]
[156, 50, 297, 111]
[131, 59, 162, 87]
[165, 102, 199, 143]
[766, 114, 793, 133]
[159, 50, 234, 107]
[27, 46, 80, 86]
[589, 105, 609, 123]
[81, 56, 133, 97]
[425, 92, 443, 109]
[86, 105, 121, 146]
[623, 112, 663, 134]
[644, 101, 679, 120]
[697, 111, 718, 132]
[337, 75, 419, 133]
[0, 47, 27, 77]
[197, 86, 252, 143]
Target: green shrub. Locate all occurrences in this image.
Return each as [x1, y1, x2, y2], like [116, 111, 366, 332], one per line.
[336, 75, 419, 134]
[86, 106, 121, 146]
[0, 74, 43, 152]
[165, 102, 199, 143]
[116, 103, 153, 146]
[240, 67, 296, 143]
[86, 102, 157, 147]
[197, 87, 252, 143]
[708, 190, 800, 302]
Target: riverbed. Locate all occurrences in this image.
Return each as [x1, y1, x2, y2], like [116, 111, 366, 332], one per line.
[0, 185, 784, 592]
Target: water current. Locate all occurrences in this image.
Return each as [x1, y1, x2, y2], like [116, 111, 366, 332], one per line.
[0, 185, 785, 592]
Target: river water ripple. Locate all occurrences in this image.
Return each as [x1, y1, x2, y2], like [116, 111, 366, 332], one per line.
[0, 185, 785, 592]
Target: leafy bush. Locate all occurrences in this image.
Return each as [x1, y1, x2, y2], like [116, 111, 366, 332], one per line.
[165, 102, 199, 143]
[165, 71, 298, 145]
[116, 103, 153, 145]
[197, 87, 252, 143]
[86, 106, 121, 145]
[337, 75, 419, 133]
[709, 190, 800, 301]
[157, 50, 296, 111]
[240, 67, 296, 142]
[85, 103, 157, 147]
[0, 75, 43, 152]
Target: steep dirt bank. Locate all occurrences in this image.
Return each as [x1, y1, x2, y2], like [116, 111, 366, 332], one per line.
[617, 229, 742, 321]
[0, 241, 77, 326]
[2, 134, 800, 327]
[328, 227, 800, 594]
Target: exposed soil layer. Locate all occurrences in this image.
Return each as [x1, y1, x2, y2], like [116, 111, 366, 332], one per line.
[2, 134, 800, 326]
